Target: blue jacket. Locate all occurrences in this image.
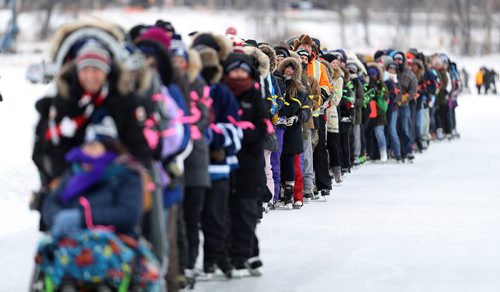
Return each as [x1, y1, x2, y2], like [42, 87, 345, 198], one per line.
[42, 161, 143, 238]
[207, 83, 242, 181]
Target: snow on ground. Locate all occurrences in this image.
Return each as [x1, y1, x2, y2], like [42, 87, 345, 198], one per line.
[192, 94, 500, 292]
[1, 42, 500, 290]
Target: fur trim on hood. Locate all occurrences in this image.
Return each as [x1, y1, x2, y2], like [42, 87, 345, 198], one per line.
[243, 46, 270, 77]
[49, 20, 126, 69]
[347, 55, 368, 76]
[366, 62, 385, 83]
[258, 44, 277, 73]
[187, 49, 202, 83]
[289, 51, 301, 61]
[55, 61, 130, 98]
[191, 32, 233, 61]
[340, 67, 351, 83]
[195, 45, 223, 84]
[277, 57, 302, 83]
[333, 65, 343, 80]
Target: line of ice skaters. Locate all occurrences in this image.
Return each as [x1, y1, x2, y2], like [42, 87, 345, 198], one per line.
[28, 18, 463, 292]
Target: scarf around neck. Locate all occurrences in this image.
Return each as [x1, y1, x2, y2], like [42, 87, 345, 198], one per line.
[59, 147, 119, 205]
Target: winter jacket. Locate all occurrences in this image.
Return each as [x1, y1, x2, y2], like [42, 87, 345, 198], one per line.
[366, 63, 389, 125]
[352, 76, 365, 125]
[32, 63, 151, 185]
[233, 86, 269, 198]
[338, 68, 355, 124]
[326, 66, 343, 133]
[184, 75, 211, 188]
[306, 54, 332, 96]
[436, 69, 449, 107]
[42, 157, 143, 238]
[278, 57, 305, 154]
[207, 83, 242, 181]
[397, 66, 418, 107]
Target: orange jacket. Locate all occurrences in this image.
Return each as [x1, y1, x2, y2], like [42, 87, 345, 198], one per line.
[307, 55, 332, 94]
[475, 70, 484, 86]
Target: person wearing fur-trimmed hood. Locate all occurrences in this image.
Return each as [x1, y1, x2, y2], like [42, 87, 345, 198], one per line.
[276, 56, 306, 207]
[32, 39, 152, 219]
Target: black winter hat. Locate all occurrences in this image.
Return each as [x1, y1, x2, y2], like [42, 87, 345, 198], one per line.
[373, 50, 385, 61]
[192, 33, 221, 53]
[244, 39, 259, 47]
[223, 52, 259, 81]
[334, 49, 347, 64]
[312, 37, 321, 49]
[274, 46, 291, 58]
[155, 20, 176, 34]
[128, 24, 150, 42]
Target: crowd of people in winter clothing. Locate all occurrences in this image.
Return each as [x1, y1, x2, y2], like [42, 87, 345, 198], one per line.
[29, 19, 466, 291]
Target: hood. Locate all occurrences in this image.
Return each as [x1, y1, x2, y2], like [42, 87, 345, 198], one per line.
[277, 57, 303, 83]
[366, 62, 385, 83]
[243, 46, 270, 77]
[195, 45, 223, 84]
[340, 66, 350, 83]
[187, 49, 202, 83]
[191, 32, 233, 61]
[49, 20, 126, 70]
[258, 44, 277, 73]
[347, 55, 367, 76]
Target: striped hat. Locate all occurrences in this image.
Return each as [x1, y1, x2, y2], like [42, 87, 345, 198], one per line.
[76, 40, 111, 74]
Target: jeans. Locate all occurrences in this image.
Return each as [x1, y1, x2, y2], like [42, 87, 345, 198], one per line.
[386, 106, 401, 158]
[353, 124, 361, 158]
[422, 107, 430, 141]
[302, 128, 314, 191]
[398, 104, 413, 156]
[271, 127, 284, 202]
[374, 125, 387, 152]
[415, 103, 424, 145]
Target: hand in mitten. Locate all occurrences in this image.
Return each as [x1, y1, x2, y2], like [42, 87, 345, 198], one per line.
[286, 115, 299, 127]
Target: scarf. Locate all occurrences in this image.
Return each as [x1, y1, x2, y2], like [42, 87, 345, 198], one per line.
[223, 76, 254, 97]
[59, 147, 119, 205]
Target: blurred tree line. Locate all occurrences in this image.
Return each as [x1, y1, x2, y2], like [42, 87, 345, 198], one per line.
[6, 0, 500, 55]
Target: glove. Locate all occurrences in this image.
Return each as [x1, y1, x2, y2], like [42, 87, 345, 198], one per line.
[51, 209, 83, 237]
[286, 115, 299, 127]
[276, 116, 287, 126]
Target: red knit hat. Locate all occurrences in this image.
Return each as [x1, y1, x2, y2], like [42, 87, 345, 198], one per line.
[137, 27, 172, 50]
